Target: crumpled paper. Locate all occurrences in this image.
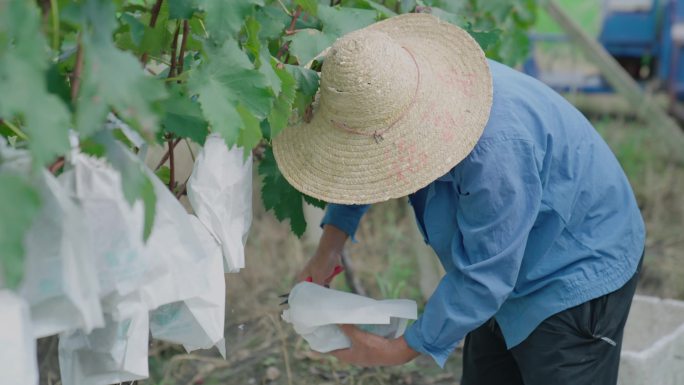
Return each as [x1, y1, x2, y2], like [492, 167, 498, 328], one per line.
[187, 133, 252, 273]
[0, 291, 38, 385]
[58, 296, 149, 385]
[58, 153, 151, 310]
[282, 282, 417, 352]
[149, 215, 226, 357]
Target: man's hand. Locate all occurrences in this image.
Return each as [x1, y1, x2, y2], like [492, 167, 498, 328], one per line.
[329, 325, 420, 367]
[297, 225, 348, 285]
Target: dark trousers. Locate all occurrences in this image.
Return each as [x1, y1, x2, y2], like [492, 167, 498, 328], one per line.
[461, 258, 642, 385]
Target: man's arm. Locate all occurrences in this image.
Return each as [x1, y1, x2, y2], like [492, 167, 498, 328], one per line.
[404, 138, 543, 367]
[298, 204, 370, 285]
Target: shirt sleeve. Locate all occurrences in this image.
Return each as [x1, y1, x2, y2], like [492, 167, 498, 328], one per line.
[320, 203, 371, 242]
[403, 138, 542, 367]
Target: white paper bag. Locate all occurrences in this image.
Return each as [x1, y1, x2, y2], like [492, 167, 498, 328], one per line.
[59, 154, 151, 308]
[2, 144, 103, 337]
[187, 133, 253, 273]
[137, 170, 211, 310]
[149, 215, 226, 355]
[282, 282, 417, 353]
[18, 170, 104, 337]
[0, 291, 38, 385]
[58, 298, 149, 385]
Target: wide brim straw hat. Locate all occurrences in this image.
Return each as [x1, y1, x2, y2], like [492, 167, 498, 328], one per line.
[273, 13, 493, 204]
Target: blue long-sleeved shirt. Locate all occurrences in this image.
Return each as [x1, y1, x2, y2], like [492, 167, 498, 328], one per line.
[321, 60, 645, 367]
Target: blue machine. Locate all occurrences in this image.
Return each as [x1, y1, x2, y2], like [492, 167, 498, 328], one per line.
[524, 0, 684, 102]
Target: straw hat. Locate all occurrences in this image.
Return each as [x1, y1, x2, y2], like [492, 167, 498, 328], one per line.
[273, 13, 493, 204]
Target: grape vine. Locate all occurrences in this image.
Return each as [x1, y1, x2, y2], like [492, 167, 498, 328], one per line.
[0, 0, 537, 288]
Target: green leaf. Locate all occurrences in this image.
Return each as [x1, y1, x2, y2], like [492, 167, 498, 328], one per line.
[295, 0, 318, 16]
[93, 130, 157, 240]
[236, 104, 263, 153]
[285, 64, 319, 118]
[244, 16, 261, 63]
[76, 0, 167, 139]
[287, 28, 335, 65]
[168, 0, 200, 19]
[201, 0, 263, 43]
[0, 173, 41, 289]
[255, 5, 289, 41]
[464, 24, 502, 52]
[351, 0, 397, 18]
[161, 87, 210, 144]
[0, 0, 71, 167]
[422, 6, 467, 26]
[260, 49, 282, 95]
[155, 165, 171, 185]
[267, 62, 296, 138]
[303, 194, 326, 209]
[188, 39, 273, 146]
[286, 6, 376, 65]
[318, 5, 377, 37]
[258, 146, 307, 236]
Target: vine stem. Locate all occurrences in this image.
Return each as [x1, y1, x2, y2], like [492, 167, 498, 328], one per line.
[154, 138, 181, 171]
[167, 138, 175, 190]
[141, 0, 164, 64]
[168, 23, 181, 78]
[177, 20, 189, 76]
[276, 5, 302, 59]
[70, 39, 83, 103]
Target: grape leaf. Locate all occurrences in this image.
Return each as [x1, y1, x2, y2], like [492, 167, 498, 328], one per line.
[260, 49, 282, 95]
[267, 62, 296, 138]
[188, 39, 273, 146]
[303, 194, 326, 209]
[236, 104, 263, 153]
[349, 0, 397, 18]
[318, 5, 377, 37]
[201, 0, 263, 43]
[287, 28, 335, 65]
[258, 146, 307, 236]
[285, 64, 320, 117]
[287, 6, 376, 65]
[295, 0, 318, 16]
[255, 5, 289, 41]
[244, 16, 261, 63]
[76, 0, 167, 139]
[0, 0, 71, 167]
[155, 165, 171, 185]
[0, 173, 41, 289]
[161, 87, 209, 145]
[168, 0, 200, 19]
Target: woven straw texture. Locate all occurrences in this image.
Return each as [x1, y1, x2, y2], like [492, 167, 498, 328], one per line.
[273, 13, 493, 204]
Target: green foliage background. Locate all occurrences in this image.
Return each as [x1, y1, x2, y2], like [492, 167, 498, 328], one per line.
[0, 0, 536, 288]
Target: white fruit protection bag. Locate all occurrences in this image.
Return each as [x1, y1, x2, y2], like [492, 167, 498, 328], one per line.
[58, 297, 149, 385]
[138, 167, 210, 310]
[187, 133, 253, 273]
[0, 291, 39, 385]
[59, 153, 151, 311]
[282, 282, 418, 353]
[148, 215, 226, 356]
[20, 170, 104, 337]
[0, 143, 103, 338]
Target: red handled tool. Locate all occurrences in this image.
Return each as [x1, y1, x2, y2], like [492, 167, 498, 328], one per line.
[279, 265, 344, 305]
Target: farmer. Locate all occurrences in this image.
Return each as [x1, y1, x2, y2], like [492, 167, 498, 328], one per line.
[273, 13, 645, 385]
